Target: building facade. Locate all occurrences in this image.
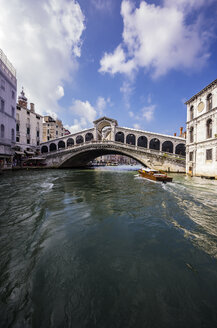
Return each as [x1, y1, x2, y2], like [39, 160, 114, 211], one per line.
[42, 116, 65, 142]
[0, 49, 17, 169]
[186, 79, 217, 178]
[16, 89, 43, 153]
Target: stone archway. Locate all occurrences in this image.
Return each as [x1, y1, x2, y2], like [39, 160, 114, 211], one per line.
[93, 117, 118, 141]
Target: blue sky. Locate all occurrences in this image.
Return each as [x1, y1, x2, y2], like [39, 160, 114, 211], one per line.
[1, 0, 217, 135]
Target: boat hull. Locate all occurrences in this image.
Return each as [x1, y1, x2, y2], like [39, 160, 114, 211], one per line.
[138, 169, 173, 183]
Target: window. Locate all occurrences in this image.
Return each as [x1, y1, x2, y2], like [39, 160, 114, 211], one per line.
[37, 141, 39, 146]
[16, 124, 19, 132]
[190, 106, 194, 120]
[27, 139, 30, 144]
[47, 129, 49, 134]
[12, 90, 15, 99]
[16, 137, 20, 142]
[190, 126, 194, 143]
[206, 119, 212, 139]
[0, 124, 5, 138]
[207, 94, 212, 111]
[11, 129, 15, 141]
[37, 130, 39, 137]
[27, 111, 30, 115]
[206, 149, 212, 160]
[47, 136, 50, 141]
[56, 131, 58, 135]
[1, 99, 5, 112]
[189, 152, 193, 161]
[27, 127, 30, 135]
[11, 106, 15, 117]
[1, 79, 5, 91]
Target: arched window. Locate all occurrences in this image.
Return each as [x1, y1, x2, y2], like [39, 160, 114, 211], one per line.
[206, 119, 212, 139]
[137, 136, 147, 148]
[67, 138, 74, 147]
[149, 138, 160, 150]
[190, 126, 194, 143]
[207, 94, 212, 111]
[16, 123, 19, 132]
[162, 141, 173, 153]
[115, 132, 124, 143]
[85, 133, 93, 142]
[126, 134, 135, 145]
[11, 129, 15, 141]
[76, 135, 84, 144]
[1, 124, 5, 138]
[58, 140, 65, 149]
[41, 145, 48, 153]
[50, 143, 57, 152]
[175, 144, 186, 156]
[190, 106, 194, 120]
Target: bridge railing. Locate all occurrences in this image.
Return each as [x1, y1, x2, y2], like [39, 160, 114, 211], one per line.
[42, 139, 185, 160]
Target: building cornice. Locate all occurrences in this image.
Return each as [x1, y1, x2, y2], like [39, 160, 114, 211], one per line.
[185, 78, 217, 105]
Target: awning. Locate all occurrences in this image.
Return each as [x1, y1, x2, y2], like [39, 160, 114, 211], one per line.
[25, 157, 45, 161]
[15, 151, 25, 155]
[24, 151, 35, 155]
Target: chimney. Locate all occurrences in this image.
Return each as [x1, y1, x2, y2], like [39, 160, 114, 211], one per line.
[174, 132, 176, 136]
[30, 103, 35, 112]
[180, 127, 183, 136]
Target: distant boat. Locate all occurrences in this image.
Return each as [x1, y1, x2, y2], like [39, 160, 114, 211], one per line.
[138, 168, 173, 183]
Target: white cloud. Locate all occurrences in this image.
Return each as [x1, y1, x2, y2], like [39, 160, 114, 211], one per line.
[142, 104, 156, 122]
[91, 0, 113, 12]
[99, 0, 214, 78]
[0, 0, 85, 115]
[133, 123, 141, 129]
[129, 111, 134, 118]
[67, 96, 111, 133]
[120, 80, 134, 108]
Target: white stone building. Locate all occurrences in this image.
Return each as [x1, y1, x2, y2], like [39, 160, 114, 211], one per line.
[0, 49, 17, 169]
[186, 79, 217, 178]
[16, 89, 43, 153]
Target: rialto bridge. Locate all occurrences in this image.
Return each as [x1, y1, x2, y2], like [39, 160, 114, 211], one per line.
[40, 117, 186, 172]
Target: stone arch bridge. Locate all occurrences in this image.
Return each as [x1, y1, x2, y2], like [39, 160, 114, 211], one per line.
[40, 117, 186, 172]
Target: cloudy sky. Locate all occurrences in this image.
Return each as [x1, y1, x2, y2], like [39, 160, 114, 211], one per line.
[1, 0, 217, 135]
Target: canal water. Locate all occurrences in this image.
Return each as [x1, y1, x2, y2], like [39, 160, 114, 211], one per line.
[0, 167, 217, 328]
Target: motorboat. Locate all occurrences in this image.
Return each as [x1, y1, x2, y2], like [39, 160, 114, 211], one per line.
[138, 168, 173, 183]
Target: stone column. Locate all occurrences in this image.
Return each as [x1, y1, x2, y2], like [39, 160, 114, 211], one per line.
[111, 123, 116, 141]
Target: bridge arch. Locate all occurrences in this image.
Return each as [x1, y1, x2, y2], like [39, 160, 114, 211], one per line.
[126, 134, 135, 145]
[115, 131, 124, 143]
[58, 146, 147, 169]
[58, 140, 65, 149]
[162, 141, 173, 153]
[76, 135, 84, 144]
[138, 136, 147, 148]
[149, 138, 160, 150]
[41, 145, 48, 153]
[50, 143, 57, 152]
[175, 143, 186, 156]
[85, 133, 94, 142]
[67, 138, 74, 147]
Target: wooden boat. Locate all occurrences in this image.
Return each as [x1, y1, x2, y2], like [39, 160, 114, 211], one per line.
[138, 168, 173, 183]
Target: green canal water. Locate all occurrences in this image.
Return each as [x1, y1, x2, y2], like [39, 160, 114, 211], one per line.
[0, 167, 217, 328]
